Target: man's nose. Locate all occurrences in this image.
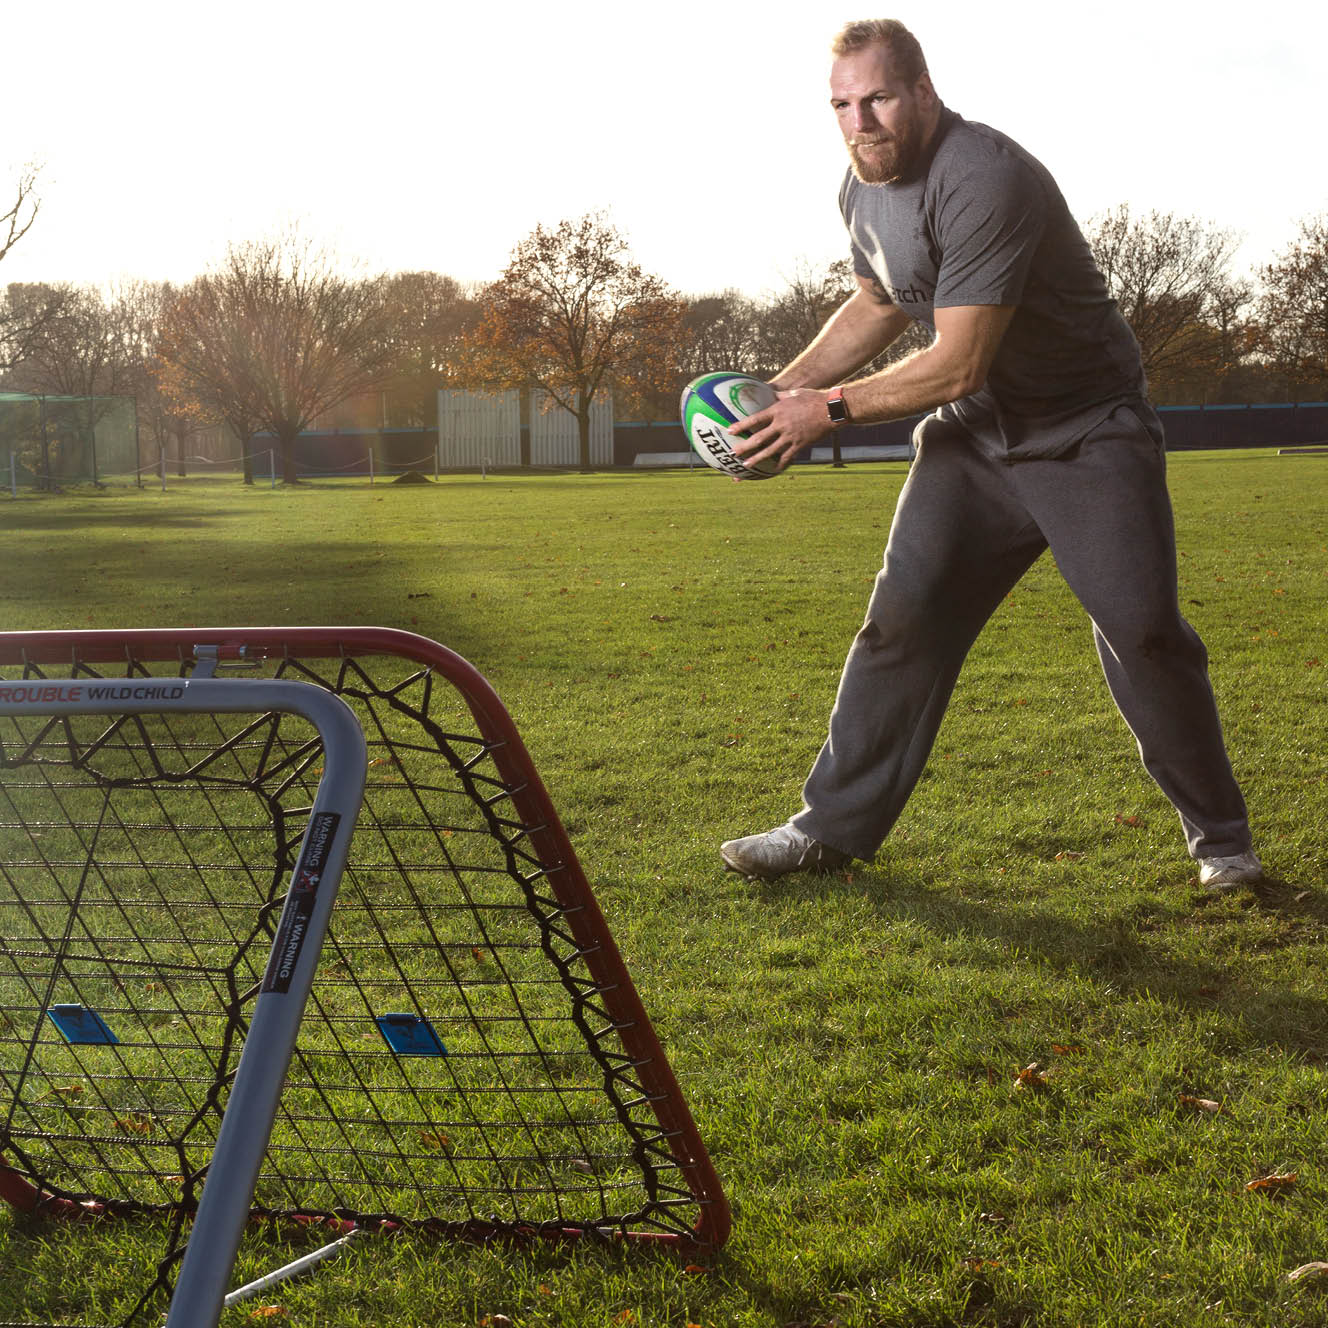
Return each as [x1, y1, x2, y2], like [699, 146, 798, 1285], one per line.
[850, 102, 876, 133]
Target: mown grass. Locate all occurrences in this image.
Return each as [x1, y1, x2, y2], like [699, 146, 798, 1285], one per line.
[1, 453, 1327, 1327]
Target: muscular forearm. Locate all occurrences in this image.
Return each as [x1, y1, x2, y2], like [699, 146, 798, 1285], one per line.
[770, 290, 911, 391]
[836, 340, 981, 424]
[730, 303, 1016, 473]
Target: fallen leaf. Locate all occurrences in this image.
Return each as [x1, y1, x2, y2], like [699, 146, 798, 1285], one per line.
[964, 1257, 1004, 1272]
[471, 946, 488, 962]
[114, 1112, 154, 1135]
[1288, 1262, 1328, 1283]
[418, 1131, 452, 1152]
[570, 1158, 595, 1174]
[1013, 1063, 1049, 1091]
[683, 1264, 711, 1274]
[1054, 851, 1084, 862]
[1178, 1095, 1225, 1114]
[615, 1313, 635, 1324]
[1247, 1171, 1298, 1193]
[37, 1084, 84, 1101]
[1114, 814, 1142, 827]
[1051, 1043, 1085, 1056]
[248, 1309, 286, 1320]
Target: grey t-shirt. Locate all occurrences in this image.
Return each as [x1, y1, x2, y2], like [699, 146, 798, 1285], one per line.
[840, 107, 1149, 459]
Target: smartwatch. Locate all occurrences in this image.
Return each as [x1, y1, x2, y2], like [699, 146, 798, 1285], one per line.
[826, 386, 850, 427]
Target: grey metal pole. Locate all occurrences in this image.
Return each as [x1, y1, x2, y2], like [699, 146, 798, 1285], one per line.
[38, 395, 50, 490]
[0, 678, 367, 1328]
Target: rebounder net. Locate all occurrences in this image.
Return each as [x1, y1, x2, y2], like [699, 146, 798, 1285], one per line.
[0, 628, 727, 1328]
[0, 393, 139, 488]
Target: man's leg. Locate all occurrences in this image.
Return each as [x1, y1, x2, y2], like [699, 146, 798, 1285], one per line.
[790, 420, 1047, 860]
[1012, 406, 1252, 859]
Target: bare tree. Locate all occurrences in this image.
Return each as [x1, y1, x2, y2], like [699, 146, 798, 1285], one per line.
[0, 166, 65, 373]
[754, 258, 858, 378]
[752, 257, 930, 382]
[1257, 214, 1328, 398]
[156, 235, 398, 483]
[680, 290, 764, 379]
[468, 213, 685, 469]
[1, 164, 40, 267]
[1084, 205, 1244, 396]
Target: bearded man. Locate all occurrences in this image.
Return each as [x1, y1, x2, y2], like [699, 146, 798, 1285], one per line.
[719, 18, 1262, 891]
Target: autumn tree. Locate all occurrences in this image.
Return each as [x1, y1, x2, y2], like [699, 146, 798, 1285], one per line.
[1083, 205, 1245, 399]
[1257, 214, 1328, 398]
[156, 235, 398, 484]
[107, 280, 215, 478]
[468, 213, 685, 469]
[378, 271, 481, 426]
[154, 274, 263, 484]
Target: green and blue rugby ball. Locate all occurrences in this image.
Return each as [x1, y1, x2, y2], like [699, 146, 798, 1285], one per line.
[680, 371, 781, 480]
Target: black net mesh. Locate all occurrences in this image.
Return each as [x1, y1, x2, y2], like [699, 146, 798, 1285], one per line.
[0, 646, 713, 1328]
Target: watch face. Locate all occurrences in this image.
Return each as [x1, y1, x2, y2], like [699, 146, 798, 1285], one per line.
[827, 394, 848, 424]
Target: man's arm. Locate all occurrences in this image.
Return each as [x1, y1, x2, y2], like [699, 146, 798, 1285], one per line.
[733, 299, 1016, 472]
[770, 274, 914, 390]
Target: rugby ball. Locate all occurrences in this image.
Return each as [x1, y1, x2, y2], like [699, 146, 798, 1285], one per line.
[680, 372, 781, 480]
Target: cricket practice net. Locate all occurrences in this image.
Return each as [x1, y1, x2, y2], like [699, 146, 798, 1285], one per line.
[0, 628, 728, 1328]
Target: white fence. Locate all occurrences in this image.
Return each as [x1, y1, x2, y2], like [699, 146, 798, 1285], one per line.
[437, 390, 522, 468]
[437, 390, 614, 469]
[529, 391, 614, 466]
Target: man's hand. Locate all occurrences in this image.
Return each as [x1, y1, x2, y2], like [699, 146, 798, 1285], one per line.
[729, 388, 834, 473]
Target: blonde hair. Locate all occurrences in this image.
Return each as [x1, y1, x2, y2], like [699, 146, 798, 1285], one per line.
[830, 19, 928, 83]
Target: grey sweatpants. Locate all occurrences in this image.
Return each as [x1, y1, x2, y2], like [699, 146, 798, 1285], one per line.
[791, 405, 1251, 861]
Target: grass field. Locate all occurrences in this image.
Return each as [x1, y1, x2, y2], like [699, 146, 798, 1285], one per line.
[2, 452, 1327, 1327]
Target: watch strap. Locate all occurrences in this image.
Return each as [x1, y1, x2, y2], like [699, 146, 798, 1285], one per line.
[826, 386, 849, 426]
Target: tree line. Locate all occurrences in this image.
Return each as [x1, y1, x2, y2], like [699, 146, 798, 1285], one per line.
[2, 164, 1326, 480]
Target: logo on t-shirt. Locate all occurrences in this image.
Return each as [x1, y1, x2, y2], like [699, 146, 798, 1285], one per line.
[889, 281, 934, 306]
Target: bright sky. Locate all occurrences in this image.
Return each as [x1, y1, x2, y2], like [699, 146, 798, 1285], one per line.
[4, 0, 1324, 298]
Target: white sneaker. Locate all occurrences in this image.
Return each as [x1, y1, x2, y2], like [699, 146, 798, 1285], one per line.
[1198, 849, 1264, 892]
[720, 822, 851, 881]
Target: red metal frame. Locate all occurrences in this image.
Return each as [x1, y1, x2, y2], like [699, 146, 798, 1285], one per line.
[0, 626, 730, 1250]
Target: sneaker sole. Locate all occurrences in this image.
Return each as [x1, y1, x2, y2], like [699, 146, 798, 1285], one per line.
[1203, 874, 1264, 894]
[720, 850, 848, 881]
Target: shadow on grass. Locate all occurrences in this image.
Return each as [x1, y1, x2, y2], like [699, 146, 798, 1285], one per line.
[755, 865, 1328, 1059]
[0, 527, 509, 678]
[1, 500, 259, 531]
